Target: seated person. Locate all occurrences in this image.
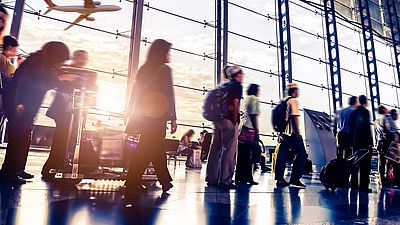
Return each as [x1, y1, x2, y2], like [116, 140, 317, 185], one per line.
[178, 129, 196, 167]
[198, 130, 208, 146]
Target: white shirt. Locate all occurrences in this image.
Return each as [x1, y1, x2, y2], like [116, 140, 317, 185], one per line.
[284, 97, 301, 135]
[243, 95, 260, 129]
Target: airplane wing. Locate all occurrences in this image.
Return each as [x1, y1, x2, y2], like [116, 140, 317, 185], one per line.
[84, 0, 96, 8]
[64, 13, 91, 30]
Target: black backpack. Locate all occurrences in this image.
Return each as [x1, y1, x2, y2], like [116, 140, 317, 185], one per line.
[271, 97, 292, 132]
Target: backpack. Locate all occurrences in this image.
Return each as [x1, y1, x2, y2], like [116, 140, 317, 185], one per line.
[202, 82, 231, 121]
[271, 97, 292, 132]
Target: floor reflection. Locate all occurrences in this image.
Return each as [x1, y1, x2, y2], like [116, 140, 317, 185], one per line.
[0, 151, 399, 224]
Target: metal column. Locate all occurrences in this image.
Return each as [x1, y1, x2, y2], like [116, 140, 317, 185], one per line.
[10, 0, 25, 39]
[277, 0, 293, 96]
[126, 0, 144, 111]
[323, 0, 343, 113]
[358, 0, 381, 120]
[222, 0, 228, 67]
[386, 0, 400, 90]
[216, 0, 222, 85]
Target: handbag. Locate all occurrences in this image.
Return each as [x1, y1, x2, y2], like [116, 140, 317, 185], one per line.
[124, 134, 141, 160]
[238, 126, 256, 143]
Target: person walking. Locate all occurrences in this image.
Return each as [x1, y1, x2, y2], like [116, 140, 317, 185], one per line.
[274, 83, 307, 189]
[375, 105, 398, 187]
[125, 39, 177, 193]
[0, 42, 71, 184]
[349, 95, 373, 192]
[41, 50, 93, 179]
[205, 65, 243, 189]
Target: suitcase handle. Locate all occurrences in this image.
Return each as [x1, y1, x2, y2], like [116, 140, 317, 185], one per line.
[347, 148, 370, 166]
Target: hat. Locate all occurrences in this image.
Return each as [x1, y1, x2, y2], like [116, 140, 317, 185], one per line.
[287, 83, 298, 89]
[223, 65, 242, 80]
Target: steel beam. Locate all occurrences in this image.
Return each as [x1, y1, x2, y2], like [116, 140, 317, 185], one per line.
[222, 0, 228, 68]
[386, 0, 400, 92]
[323, 0, 343, 113]
[10, 0, 25, 39]
[216, 0, 222, 85]
[126, 0, 144, 111]
[358, 0, 381, 120]
[277, 0, 292, 96]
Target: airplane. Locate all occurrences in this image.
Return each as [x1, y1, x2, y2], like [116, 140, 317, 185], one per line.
[44, 0, 122, 30]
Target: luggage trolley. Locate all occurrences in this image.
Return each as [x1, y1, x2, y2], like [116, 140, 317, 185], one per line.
[50, 68, 157, 186]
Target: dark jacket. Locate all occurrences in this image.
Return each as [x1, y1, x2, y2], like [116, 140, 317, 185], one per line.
[225, 81, 242, 126]
[126, 64, 176, 133]
[349, 106, 373, 149]
[2, 53, 57, 119]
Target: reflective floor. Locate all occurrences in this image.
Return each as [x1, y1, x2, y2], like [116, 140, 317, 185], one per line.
[0, 150, 400, 225]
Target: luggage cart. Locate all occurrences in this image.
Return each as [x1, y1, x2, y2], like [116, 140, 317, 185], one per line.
[50, 71, 157, 186]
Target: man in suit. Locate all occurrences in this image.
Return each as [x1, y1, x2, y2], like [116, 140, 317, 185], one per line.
[349, 95, 373, 192]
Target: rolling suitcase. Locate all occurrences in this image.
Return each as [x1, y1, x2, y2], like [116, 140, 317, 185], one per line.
[320, 148, 369, 190]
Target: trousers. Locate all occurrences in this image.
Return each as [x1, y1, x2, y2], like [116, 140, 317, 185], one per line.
[206, 119, 238, 185]
[274, 134, 307, 182]
[125, 121, 172, 188]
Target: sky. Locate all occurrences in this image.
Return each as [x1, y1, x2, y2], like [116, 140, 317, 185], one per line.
[3, 0, 400, 145]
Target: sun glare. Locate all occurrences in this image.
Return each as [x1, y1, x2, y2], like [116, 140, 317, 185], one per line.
[95, 83, 126, 113]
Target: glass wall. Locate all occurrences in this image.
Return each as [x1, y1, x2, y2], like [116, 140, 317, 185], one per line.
[5, 0, 400, 145]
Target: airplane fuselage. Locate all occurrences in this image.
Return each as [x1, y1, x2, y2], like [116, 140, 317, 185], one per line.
[49, 5, 121, 13]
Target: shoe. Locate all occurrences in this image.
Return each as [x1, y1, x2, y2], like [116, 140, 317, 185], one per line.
[289, 180, 306, 189]
[218, 183, 238, 189]
[261, 167, 272, 173]
[0, 174, 26, 184]
[359, 187, 373, 193]
[207, 182, 218, 187]
[248, 181, 259, 185]
[125, 184, 148, 193]
[162, 183, 173, 193]
[253, 165, 259, 171]
[276, 180, 290, 187]
[16, 171, 34, 180]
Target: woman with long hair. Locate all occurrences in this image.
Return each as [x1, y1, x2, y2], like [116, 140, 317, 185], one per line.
[0, 42, 71, 184]
[125, 39, 177, 193]
[179, 129, 196, 167]
[235, 83, 260, 185]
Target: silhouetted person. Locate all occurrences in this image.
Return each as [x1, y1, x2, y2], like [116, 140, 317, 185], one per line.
[375, 105, 398, 187]
[125, 39, 177, 193]
[236, 83, 260, 185]
[336, 96, 358, 159]
[0, 42, 70, 184]
[389, 109, 400, 186]
[42, 50, 90, 179]
[206, 65, 243, 189]
[275, 83, 307, 189]
[349, 95, 373, 192]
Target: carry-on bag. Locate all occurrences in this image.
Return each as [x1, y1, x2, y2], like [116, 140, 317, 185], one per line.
[320, 148, 369, 190]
